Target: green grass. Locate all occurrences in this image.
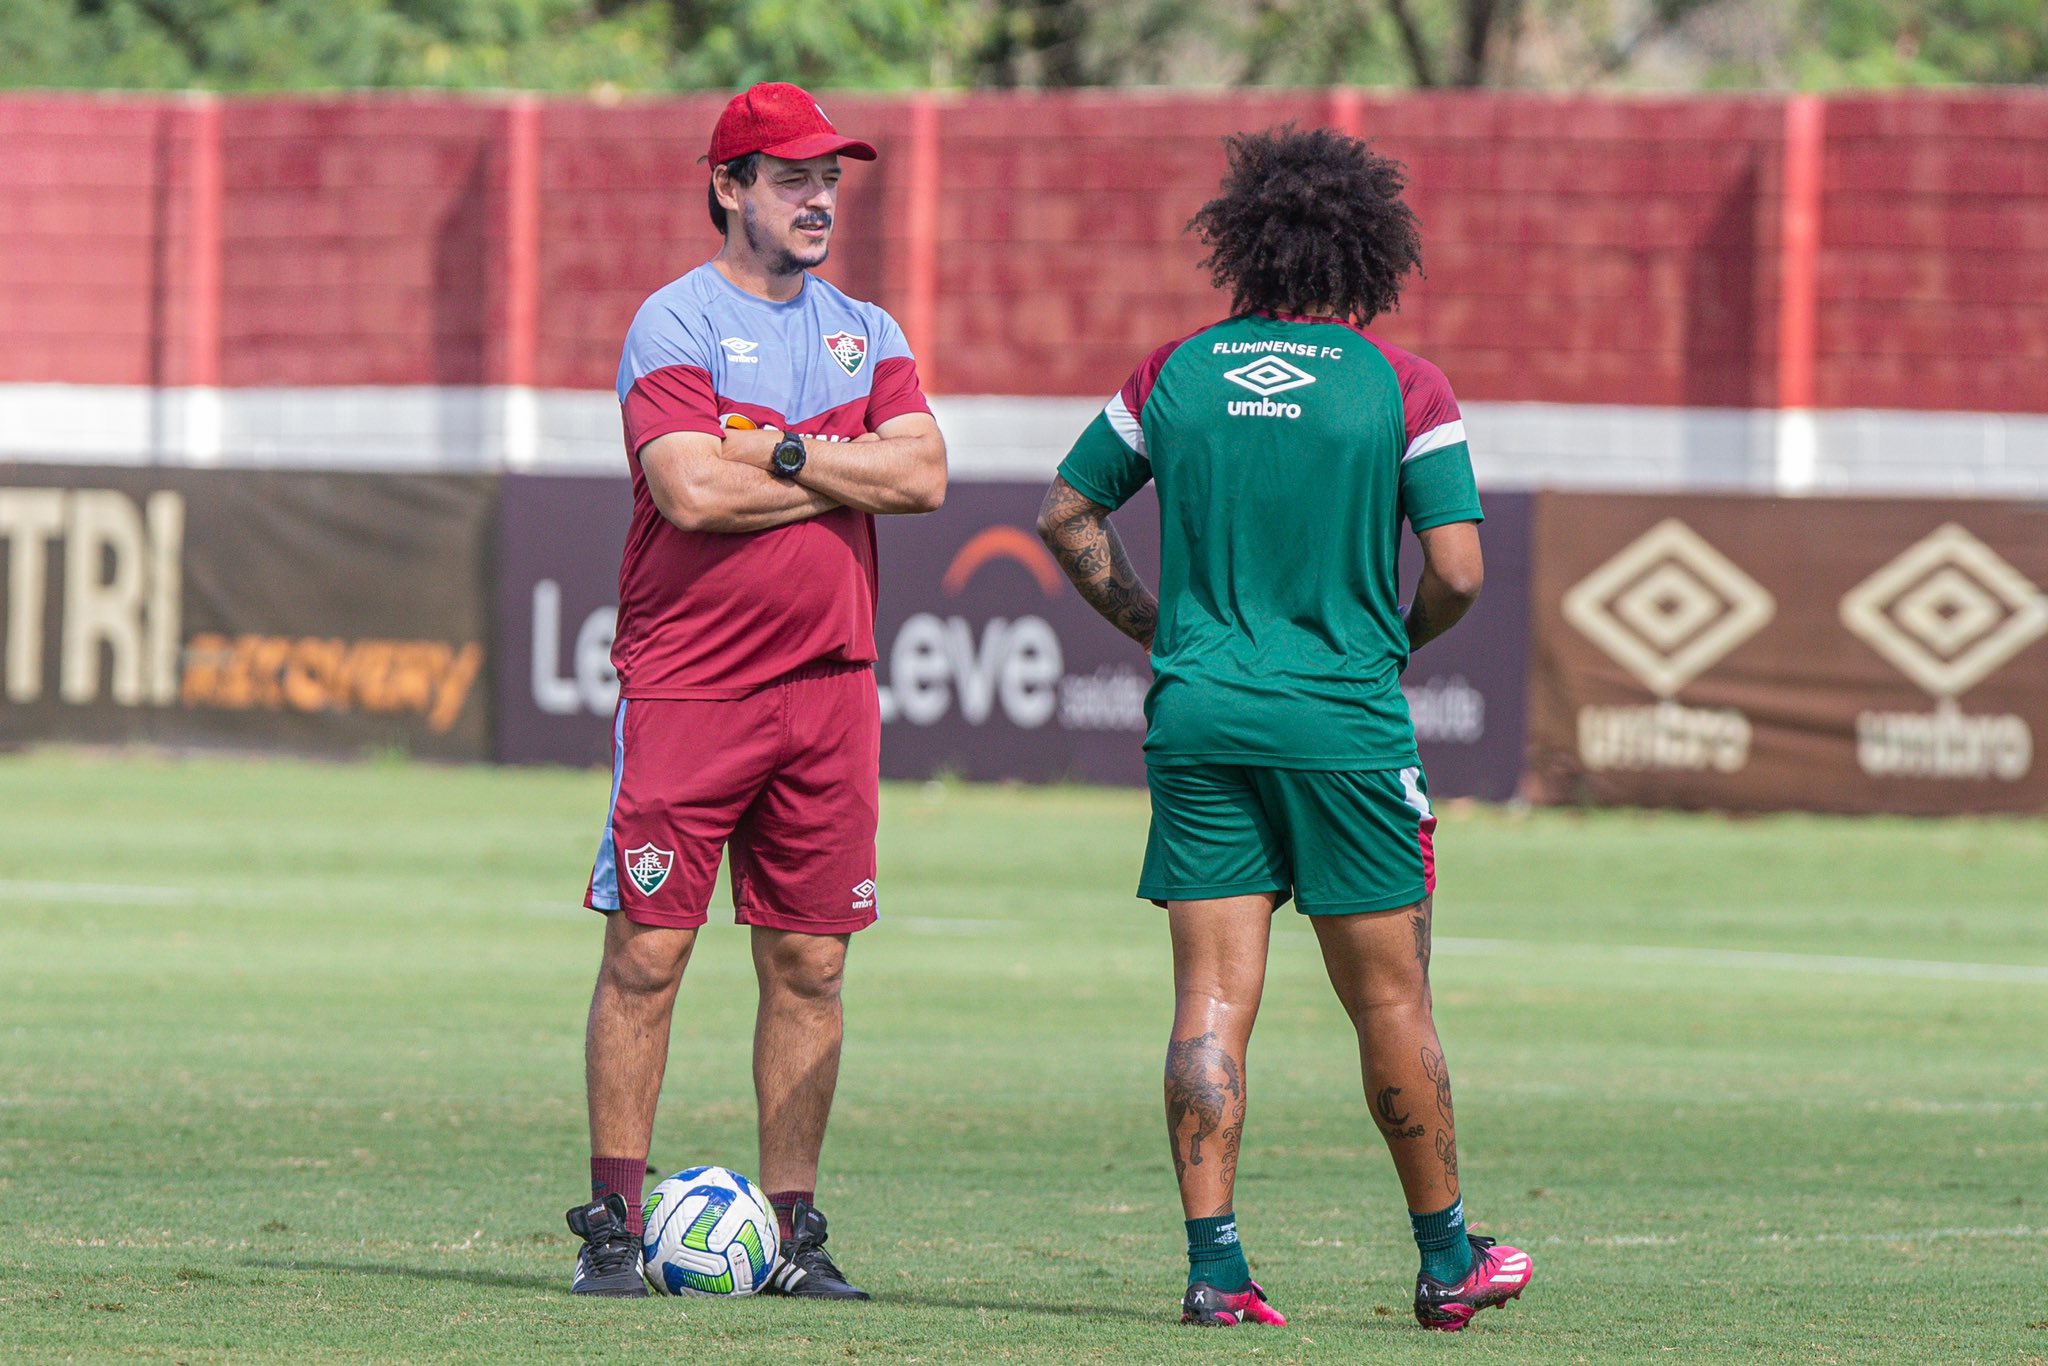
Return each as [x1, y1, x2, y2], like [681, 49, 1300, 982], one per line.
[3, 751, 2046, 1364]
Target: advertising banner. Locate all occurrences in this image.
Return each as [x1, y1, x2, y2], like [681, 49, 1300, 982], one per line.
[1399, 491, 1532, 802]
[494, 474, 631, 766]
[874, 482, 1160, 785]
[1527, 492, 2048, 813]
[495, 476, 1530, 794]
[0, 464, 495, 760]
[879, 484, 1530, 792]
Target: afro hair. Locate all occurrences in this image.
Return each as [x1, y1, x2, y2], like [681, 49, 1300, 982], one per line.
[1187, 125, 1423, 324]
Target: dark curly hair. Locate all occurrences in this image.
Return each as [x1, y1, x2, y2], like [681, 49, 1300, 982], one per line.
[1188, 125, 1423, 324]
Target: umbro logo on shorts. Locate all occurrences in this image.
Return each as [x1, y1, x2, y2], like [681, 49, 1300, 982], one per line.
[851, 879, 876, 911]
[625, 843, 674, 896]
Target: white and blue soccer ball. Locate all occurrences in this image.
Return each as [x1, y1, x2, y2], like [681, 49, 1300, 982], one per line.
[640, 1165, 779, 1297]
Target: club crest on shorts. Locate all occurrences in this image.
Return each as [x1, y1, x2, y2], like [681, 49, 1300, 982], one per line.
[624, 843, 674, 897]
[823, 330, 867, 377]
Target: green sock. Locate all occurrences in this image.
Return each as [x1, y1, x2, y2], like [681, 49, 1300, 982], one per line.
[1185, 1212, 1251, 1291]
[1410, 1198, 1474, 1283]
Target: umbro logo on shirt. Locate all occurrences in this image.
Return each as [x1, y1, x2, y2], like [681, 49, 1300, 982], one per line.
[720, 337, 762, 364]
[1225, 356, 1316, 397]
[1224, 356, 1315, 420]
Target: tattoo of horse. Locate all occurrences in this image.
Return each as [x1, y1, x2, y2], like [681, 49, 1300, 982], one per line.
[1165, 1031, 1244, 1185]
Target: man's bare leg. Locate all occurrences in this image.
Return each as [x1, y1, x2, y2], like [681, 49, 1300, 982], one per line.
[1314, 896, 1534, 1324]
[1165, 893, 1281, 1318]
[1165, 895, 1274, 1217]
[751, 926, 849, 1194]
[571, 912, 695, 1295]
[750, 926, 868, 1298]
[1312, 897, 1457, 1212]
[586, 913, 697, 1166]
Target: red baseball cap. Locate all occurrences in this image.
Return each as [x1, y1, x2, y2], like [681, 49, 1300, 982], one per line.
[708, 83, 877, 165]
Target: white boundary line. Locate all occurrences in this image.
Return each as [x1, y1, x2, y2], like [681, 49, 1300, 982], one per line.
[1553, 1225, 2045, 1249]
[7, 884, 2045, 986]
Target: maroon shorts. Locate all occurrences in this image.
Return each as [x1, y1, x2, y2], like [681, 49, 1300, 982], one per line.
[585, 662, 880, 934]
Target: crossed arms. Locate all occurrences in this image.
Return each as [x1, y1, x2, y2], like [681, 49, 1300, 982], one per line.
[638, 412, 947, 534]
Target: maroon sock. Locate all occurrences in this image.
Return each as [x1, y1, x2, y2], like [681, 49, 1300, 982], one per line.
[591, 1156, 648, 1237]
[768, 1189, 812, 1243]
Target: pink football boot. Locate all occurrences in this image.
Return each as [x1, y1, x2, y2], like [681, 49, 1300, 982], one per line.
[1413, 1235, 1533, 1331]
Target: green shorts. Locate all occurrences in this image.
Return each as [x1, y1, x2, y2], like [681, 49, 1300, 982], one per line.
[1138, 762, 1438, 915]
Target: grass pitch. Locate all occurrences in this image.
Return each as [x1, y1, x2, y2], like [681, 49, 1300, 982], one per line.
[2, 751, 2045, 1364]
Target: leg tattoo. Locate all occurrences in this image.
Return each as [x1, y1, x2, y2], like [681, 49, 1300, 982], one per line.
[1421, 1045, 1459, 1187]
[1411, 895, 1433, 980]
[1165, 1031, 1244, 1195]
[1374, 1085, 1427, 1140]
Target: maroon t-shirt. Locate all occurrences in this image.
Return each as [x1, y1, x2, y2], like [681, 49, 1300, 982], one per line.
[611, 265, 929, 697]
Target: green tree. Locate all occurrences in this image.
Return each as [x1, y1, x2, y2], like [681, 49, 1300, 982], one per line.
[0, 0, 2041, 91]
[1797, 0, 2047, 85]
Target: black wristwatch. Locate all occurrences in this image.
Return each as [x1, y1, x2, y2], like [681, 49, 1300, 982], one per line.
[769, 431, 807, 479]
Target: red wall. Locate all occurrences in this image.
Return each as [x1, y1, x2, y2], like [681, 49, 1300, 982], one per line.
[0, 97, 168, 386]
[2, 89, 2043, 411]
[216, 100, 508, 387]
[1817, 94, 2048, 412]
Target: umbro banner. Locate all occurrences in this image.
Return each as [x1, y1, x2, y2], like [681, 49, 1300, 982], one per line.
[0, 463, 496, 760]
[1527, 492, 2048, 814]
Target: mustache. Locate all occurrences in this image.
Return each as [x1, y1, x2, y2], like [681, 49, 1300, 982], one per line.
[793, 214, 832, 231]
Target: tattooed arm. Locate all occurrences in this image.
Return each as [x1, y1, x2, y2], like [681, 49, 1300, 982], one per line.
[1035, 476, 1160, 651]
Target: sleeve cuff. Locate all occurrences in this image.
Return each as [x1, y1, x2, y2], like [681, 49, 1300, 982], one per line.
[1054, 460, 1124, 511]
[1409, 508, 1485, 533]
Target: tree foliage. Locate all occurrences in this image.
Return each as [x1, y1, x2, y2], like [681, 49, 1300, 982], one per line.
[0, 0, 2041, 92]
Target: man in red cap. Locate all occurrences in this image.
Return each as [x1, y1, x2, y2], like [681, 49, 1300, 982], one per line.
[563, 82, 946, 1301]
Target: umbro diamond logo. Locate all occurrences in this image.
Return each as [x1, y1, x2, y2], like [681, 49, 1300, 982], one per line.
[720, 337, 761, 364]
[851, 879, 876, 911]
[1562, 519, 1775, 698]
[1839, 523, 2048, 699]
[625, 843, 674, 897]
[1223, 356, 1316, 397]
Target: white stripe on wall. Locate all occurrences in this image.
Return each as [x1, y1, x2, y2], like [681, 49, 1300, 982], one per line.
[5, 384, 2048, 495]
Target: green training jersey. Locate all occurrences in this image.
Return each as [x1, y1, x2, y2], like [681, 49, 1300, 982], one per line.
[1056, 312, 1483, 769]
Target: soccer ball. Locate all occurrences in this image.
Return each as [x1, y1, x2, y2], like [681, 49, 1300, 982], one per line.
[640, 1165, 779, 1297]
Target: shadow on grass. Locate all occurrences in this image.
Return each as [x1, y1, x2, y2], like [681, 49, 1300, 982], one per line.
[239, 1258, 557, 1293]
[238, 1261, 1164, 1324]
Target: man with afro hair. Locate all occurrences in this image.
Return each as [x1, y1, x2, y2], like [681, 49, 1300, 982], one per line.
[1037, 125, 1532, 1332]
